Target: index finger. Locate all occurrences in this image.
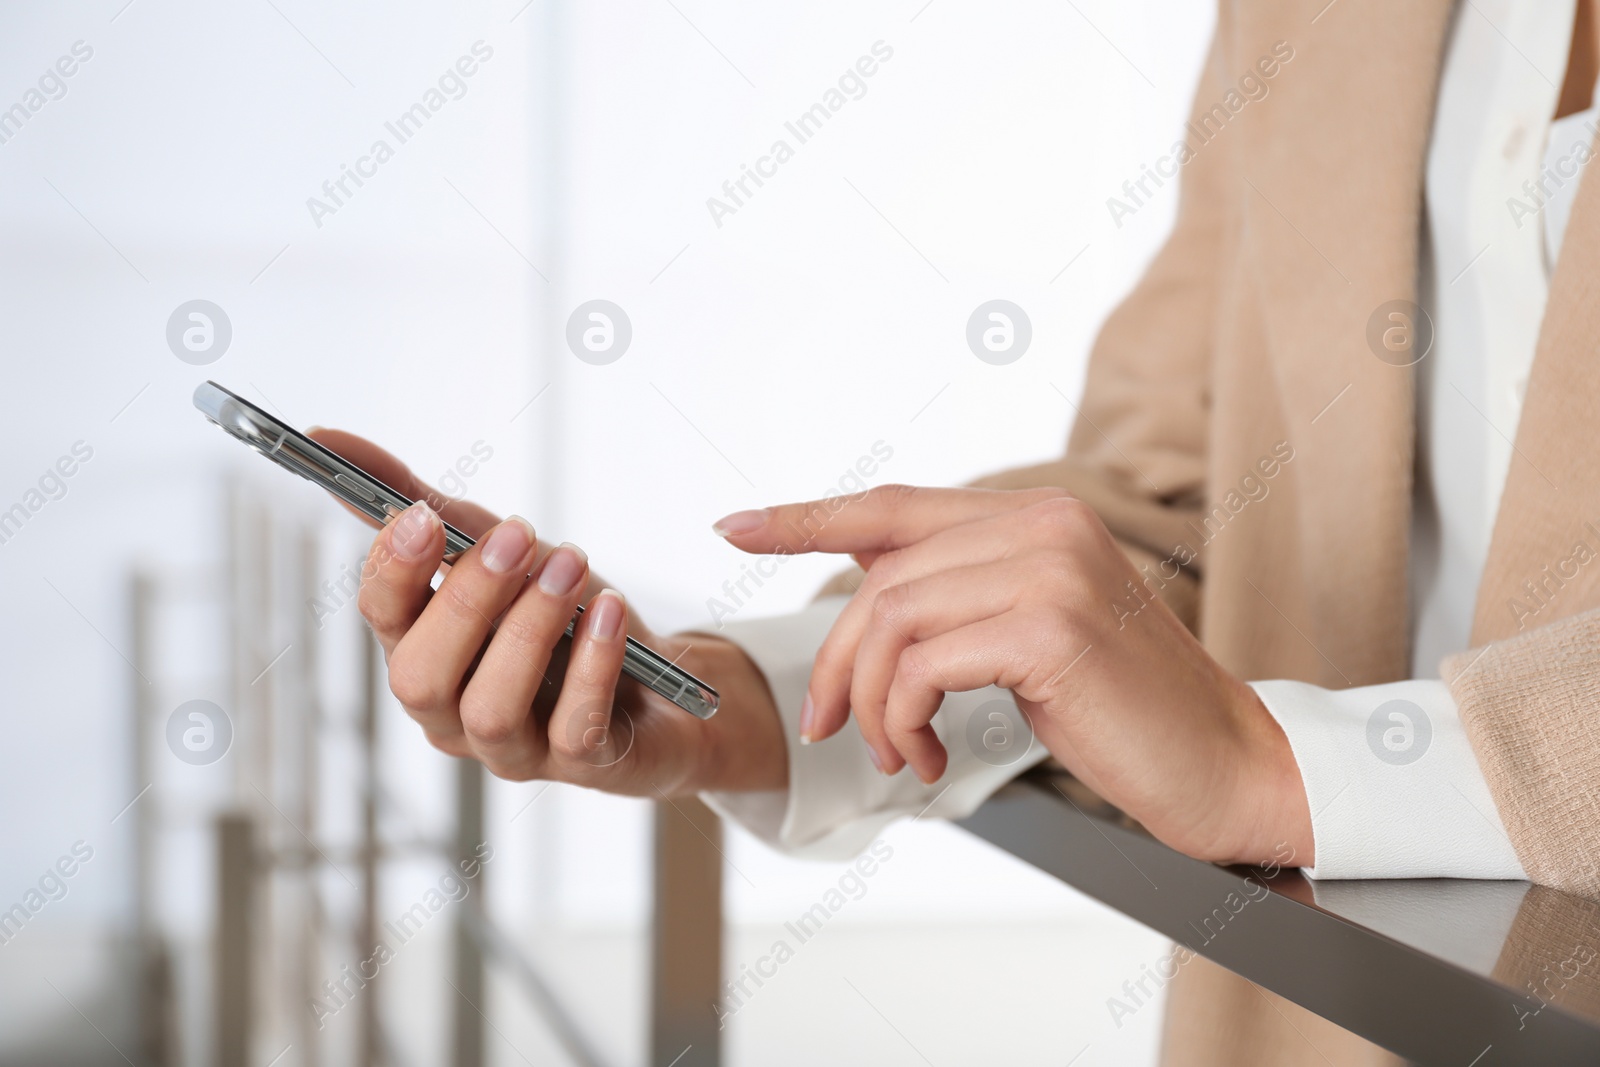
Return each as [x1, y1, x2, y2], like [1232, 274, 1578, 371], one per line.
[307, 428, 501, 538]
[712, 484, 1068, 559]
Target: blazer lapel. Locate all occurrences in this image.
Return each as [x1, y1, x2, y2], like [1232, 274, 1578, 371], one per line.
[1232, 0, 1458, 682]
[1473, 136, 1600, 644]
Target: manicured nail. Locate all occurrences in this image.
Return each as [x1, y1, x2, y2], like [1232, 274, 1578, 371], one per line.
[538, 543, 588, 596]
[865, 745, 885, 774]
[589, 589, 625, 639]
[481, 516, 534, 573]
[391, 502, 439, 560]
[712, 509, 769, 537]
[798, 692, 816, 745]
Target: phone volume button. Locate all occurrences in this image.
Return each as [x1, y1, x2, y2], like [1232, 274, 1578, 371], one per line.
[333, 472, 378, 502]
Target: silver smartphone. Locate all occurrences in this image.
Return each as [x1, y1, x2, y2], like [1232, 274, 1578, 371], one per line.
[194, 380, 719, 719]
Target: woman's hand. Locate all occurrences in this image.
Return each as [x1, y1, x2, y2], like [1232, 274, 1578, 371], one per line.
[308, 430, 788, 798]
[714, 485, 1312, 866]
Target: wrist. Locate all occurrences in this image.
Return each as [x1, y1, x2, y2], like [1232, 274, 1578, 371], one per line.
[669, 633, 790, 795]
[1232, 682, 1315, 868]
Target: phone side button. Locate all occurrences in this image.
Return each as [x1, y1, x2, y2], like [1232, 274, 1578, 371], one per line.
[333, 472, 378, 503]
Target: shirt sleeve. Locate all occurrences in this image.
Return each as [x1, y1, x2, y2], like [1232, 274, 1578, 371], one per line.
[700, 596, 1050, 861]
[1252, 677, 1527, 880]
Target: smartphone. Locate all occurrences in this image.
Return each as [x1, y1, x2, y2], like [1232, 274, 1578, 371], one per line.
[194, 380, 719, 719]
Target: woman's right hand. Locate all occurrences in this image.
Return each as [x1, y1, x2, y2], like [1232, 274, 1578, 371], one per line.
[308, 429, 789, 798]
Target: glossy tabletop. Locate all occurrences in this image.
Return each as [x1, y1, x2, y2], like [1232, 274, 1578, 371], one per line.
[957, 769, 1600, 1066]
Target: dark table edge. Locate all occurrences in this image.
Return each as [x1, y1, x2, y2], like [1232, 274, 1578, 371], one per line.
[954, 773, 1600, 1066]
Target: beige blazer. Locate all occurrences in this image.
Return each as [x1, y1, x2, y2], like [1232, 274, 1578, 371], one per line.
[967, 1, 1600, 1062]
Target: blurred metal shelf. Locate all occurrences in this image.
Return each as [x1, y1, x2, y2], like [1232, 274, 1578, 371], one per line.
[956, 769, 1600, 1066]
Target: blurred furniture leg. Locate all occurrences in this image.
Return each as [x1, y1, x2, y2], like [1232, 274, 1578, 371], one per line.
[650, 798, 722, 1067]
[453, 758, 487, 1067]
[359, 629, 382, 1067]
[138, 945, 177, 1067]
[221, 486, 261, 1067]
[130, 570, 176, 1066]
[216, 812, 256, 1067]
[295, 528, 324, 1067]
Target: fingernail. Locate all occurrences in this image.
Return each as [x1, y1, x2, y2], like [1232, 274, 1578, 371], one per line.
[391, 502, 439, 560]
[866, 745, 885, 774]
[481, 516, 534, 573]
[538, 542, 587, 596]
[798, 692, 815, 745]
[712, 509, 769, 536]
[589, 589, 625, 639]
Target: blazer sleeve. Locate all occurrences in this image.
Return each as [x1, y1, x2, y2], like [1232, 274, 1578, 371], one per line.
[1443, 607, 1600, 898]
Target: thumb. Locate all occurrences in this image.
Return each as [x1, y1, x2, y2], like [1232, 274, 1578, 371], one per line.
[307, 428, 501, 538]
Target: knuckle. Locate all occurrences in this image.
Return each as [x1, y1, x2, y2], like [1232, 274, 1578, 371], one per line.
[388, 659, 448, 711]
[357, 579, 403, 634]
[872, 581, 915, 625]
[882, 706, 921, 743]
[851, 708, 885, 744]
[422, 730, 470, 758]
[865, 547, 905, 587]
[896, 647, 934, 689]
[781, 500, 835, 547]
[459, 696, 521, 748]
[435, 575, 488, 622]
[495, 608, 557, 657]
[547, 730, 585, 763]
[549, 713, 612, 767]
[1030, 494, 1086, 525]
[1027, 495, 1097, 540]
[869, 482, 919, 509]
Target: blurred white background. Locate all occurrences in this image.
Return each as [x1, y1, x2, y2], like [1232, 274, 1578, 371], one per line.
[0, 1, 1212, 1064]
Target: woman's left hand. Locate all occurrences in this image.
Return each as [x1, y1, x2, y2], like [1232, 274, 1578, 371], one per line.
[713, 485, 1312, 867]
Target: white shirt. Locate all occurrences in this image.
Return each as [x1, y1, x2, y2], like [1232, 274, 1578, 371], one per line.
[707, 0, 1589, 877]
[705, 597, 1048, 859]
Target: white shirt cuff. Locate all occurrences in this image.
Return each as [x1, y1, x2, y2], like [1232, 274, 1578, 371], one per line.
[701, 596, 1048, 861]
[1252, 678, 1526, 880]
